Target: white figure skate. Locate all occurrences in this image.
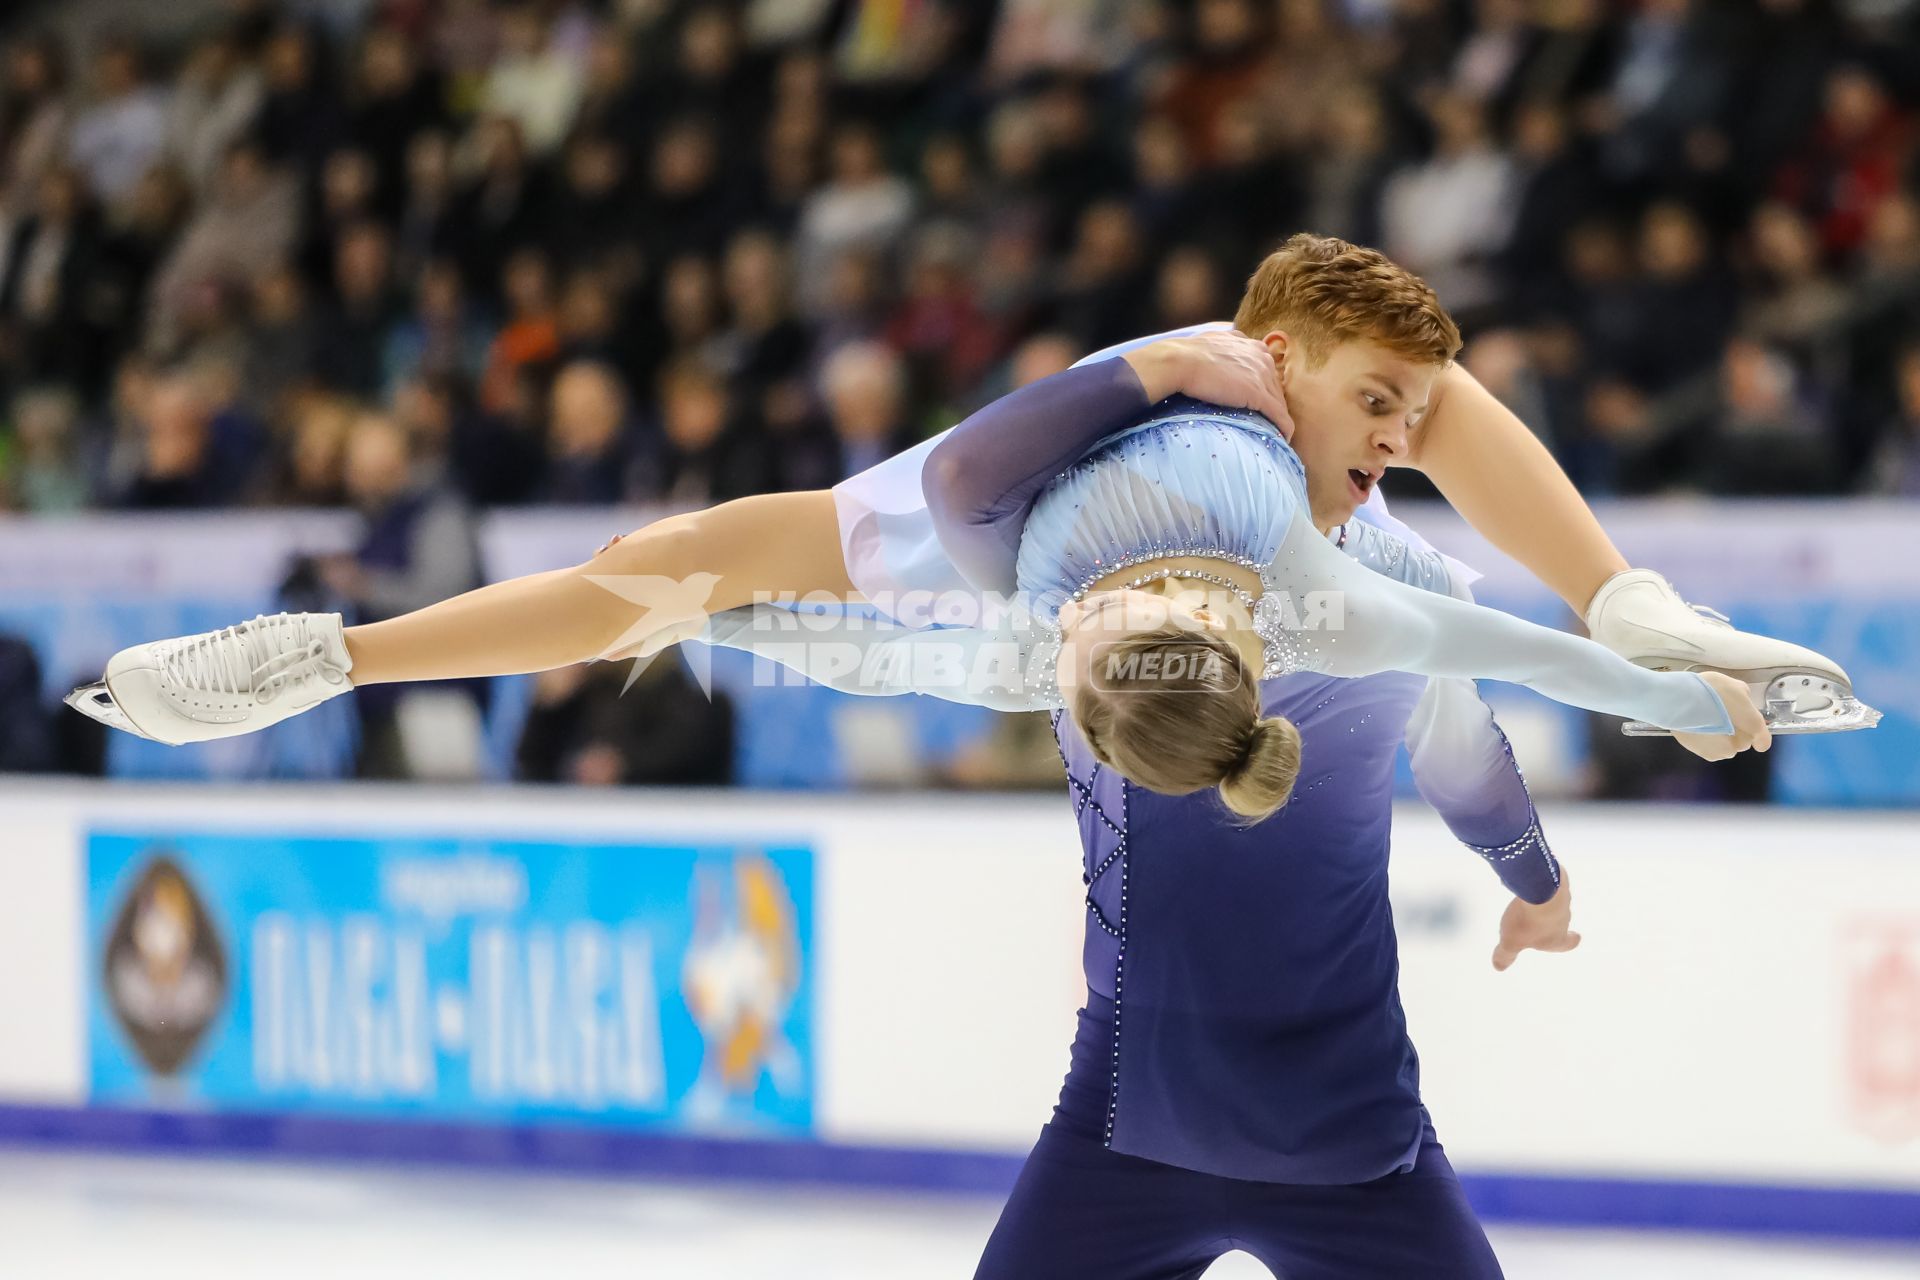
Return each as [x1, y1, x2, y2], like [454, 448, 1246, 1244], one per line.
[1585, 569, 1881, 737]
[65, 612, 354, 746]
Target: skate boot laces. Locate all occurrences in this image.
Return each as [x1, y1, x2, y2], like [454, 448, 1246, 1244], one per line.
[159, 614, 346, 706]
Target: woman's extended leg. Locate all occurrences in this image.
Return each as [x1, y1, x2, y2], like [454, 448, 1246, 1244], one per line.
[66, 490, 859, 745]
[344, 489, 857, 684]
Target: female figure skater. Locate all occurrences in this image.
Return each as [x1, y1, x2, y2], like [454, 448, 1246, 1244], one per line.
[947, 402, 1551, 1279]
[73, 238, 1810, 781]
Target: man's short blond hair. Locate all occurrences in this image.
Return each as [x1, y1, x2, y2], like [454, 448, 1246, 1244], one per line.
[1232, 234, 1462, 368]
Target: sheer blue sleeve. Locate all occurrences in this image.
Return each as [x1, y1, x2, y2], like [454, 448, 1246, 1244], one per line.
[1273, 510, 1735, 735]
[1408, 677, 1560, 903]
[923, 358, 1152, 592]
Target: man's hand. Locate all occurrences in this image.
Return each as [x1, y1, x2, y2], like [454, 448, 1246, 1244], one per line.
[1492, 871, 1581, 972]
[1674, 670, 1771, 762]
[1121, 331, 1295, 440]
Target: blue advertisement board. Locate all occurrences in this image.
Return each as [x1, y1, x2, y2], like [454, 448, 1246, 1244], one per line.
[85, 829, 814, 1135]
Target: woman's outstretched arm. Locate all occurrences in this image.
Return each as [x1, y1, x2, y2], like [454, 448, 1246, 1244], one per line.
[1271, 509, 1768, 750]
[926, 331, 1291, 590]
[343, 490, 857, 685]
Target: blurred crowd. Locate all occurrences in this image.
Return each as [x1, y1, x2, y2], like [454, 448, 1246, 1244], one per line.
[0, 0, 1914, 528]
[10, 0, 1901, 795]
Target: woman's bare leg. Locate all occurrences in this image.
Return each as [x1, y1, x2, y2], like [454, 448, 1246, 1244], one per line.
[1404, 365, 1628, 616]
[342, 490, 857, 685]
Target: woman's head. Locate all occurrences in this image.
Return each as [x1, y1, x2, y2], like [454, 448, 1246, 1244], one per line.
[1058, 585, 1302, 822]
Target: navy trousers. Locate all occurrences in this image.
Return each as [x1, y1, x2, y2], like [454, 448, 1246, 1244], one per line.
[973, 1124, 1504, 1279]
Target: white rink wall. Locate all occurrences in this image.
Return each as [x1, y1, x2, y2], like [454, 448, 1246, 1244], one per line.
[1, 779, 1918, 1199]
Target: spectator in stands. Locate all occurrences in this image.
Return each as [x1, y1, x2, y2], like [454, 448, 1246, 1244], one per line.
[0, 33, 71, 218]
[454, 115, 544, 304]
[1589, 0, 1730, 187]
[166, 28, 263, 192]
[654, 251, 725, 372]
[312, 219, 398, 398]
[1152, 245, 1228, 334]
[1700, 337, 1837, 495]
[1623, 201, 1735, 393]
[66, 39, 168, 210]
[1129, 113, 1204, 246]
[516, 656, 736, 787]
[1775, 64, 1911, 256]
[646, 357, 769, 503]
[548, 132, 635, 274]
[479, 246, 559, 413]
[886, 227, 997, 406]
[572, 22, 645, 141]
[540, 360, 635, 505]
[1156, 0, 1271, 166]
[253, 22, 341, 177]
[637, 115, 736, 267]
[0, 166, 103, 390]
[345, 24, 444, 202]
[93, 164, 189, 358]
[1742, 202, 1849, 361]
[808, 248, 890, 369]
[1304, 84, 1392, 249]
[1007, 331, 1077, 389]
[555, 268, 629, 371]
[382, 257, 489, 395]
[273, 388, 351, 506]
[820, 339, 911, 478]
[2, 386, 89, 513]
[716, 229, 811, 403]
[1500, 101, 1596, 313]
[114, 373, 222, 509]
[912, 132, 984, 251]
[149, 139, 299, 354]
[795, 122, 915, 315]
[1380, 91, 1515, 317]
[300, 145, 380, 284]
[666, 6, 759, 160]
[1870, 343, 1920, 498]
[0, 632, 54, 773]
[392, 130, 458, 283]
[480, 5, 581, 157]
[243, 261, 319, 418]
[319, 410, 482, 776]
[1051, 200, 1149, 351]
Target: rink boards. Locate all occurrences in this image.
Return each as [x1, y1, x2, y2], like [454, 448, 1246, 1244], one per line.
[0, 780, 1917, 1238]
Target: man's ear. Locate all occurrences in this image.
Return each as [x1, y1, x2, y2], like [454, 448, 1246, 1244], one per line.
[1261, 331, 1293, 385]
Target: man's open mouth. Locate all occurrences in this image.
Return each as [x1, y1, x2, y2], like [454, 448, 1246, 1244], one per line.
[1348, 468, 1381, 498]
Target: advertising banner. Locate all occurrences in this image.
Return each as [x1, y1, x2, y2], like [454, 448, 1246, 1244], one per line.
[84, 829, 813, 1135]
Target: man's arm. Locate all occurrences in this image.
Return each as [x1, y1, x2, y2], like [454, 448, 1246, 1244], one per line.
[1367, 524, 1580, 969]
[1407, 675, 1560, 903]
[1402, 363, 1629, 617]
[1407, 674, 1585, 971]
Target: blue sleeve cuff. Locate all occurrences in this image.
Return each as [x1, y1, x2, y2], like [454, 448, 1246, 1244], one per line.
[1464, 812, 1561, 904]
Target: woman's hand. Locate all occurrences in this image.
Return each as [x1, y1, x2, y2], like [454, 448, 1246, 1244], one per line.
[1122, 331, 1295, 440]
[1674, 670, 1772, 761]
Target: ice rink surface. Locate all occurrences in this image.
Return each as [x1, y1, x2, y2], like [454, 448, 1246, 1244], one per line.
[2, 1149, 1916, 1280]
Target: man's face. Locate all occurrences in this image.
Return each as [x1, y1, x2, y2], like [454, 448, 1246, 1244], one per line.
[1274, 337, 1440, 530]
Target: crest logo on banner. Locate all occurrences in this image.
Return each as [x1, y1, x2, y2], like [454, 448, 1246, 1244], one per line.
[1844, 918, 1920, 1142]
[680, 851, 804, 1117]
[102, 853, 228, 1076]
